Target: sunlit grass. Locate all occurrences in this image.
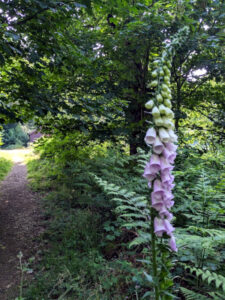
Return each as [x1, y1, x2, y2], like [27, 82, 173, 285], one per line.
[0, 147, 33, 163]
[0, 157, 13, 180]
[0, 148, 35, 180]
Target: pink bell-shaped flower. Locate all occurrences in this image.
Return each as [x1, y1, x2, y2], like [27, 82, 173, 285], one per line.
[154, 217, 175, 237]
[154, 217, 166, 237]
[164, 199, 174, 209]
[163, 182, 175, 191]
[153, 179, 164, 193]
[160, 157, 174, 172]
[159, 205, 173, 221]
[151, 192, 164, 211]
[143, 163, 156, 182]
[152, 201, 164, 212]
[161, 169, 171, 184]
[163, 148, 177, 164]
[170, 174, 175, 183]
[165, 142, 178, 153]
[164, 219, 175, 236]
[162, 147, 171, 159]
[168, 152, 177, 164]
[161, 171, 175, 190]
[163, 190, 174, 201]
[169, 235, 178, 252]
[153, 137, 164, 154]
[149, 154, 161, 173]
[145, 127, 157, 145]
[152, 179, 165, 200]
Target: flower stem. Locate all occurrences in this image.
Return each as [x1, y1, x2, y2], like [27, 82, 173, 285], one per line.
[151, 207, 159, 300]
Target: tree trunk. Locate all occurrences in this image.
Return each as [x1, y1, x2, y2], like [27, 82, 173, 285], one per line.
[127, 100, 143, 155]
[175, 81, 181, 132]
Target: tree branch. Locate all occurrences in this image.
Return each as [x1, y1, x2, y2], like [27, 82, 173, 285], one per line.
[13, 8, 50, 26]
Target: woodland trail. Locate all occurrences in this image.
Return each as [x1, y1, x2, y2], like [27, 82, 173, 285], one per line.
[0, 149, 41, 300]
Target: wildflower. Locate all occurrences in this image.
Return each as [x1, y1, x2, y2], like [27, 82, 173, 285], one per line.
[159, 128, 170, 143]
[153, 137, 164, 154]
[154, 217, 175, 237]
[145, 127, 157, 145]
[169, 235, 178, 252]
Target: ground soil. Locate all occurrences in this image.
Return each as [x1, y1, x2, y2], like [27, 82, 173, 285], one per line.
[0, 150, 41, 300]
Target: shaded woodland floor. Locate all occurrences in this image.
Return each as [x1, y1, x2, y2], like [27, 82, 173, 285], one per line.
[0, 150, 41, 300]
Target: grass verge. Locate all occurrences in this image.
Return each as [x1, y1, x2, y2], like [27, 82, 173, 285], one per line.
[24, 143, 138, 299]
[0, 156, 13, 180]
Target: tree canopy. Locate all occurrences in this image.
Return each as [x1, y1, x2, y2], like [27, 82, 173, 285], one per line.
[0, 0, 225, 151]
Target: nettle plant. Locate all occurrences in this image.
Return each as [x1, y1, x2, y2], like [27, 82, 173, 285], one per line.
[143, 27, 189, 299]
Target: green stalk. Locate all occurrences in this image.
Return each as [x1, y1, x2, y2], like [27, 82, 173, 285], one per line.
[151, 207, 159, 300]
[19, 253, 24, 298]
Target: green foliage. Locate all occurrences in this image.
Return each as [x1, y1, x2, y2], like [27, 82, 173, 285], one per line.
[93, 174, 150, 247]
[182, 264, 225, 292]
[1, 123, 29, 149]
[24, 204, 107, 299]
[0, 0, 225, 298]
[24, 133, 225, 299]
[25, 135, 148, 299]
[172, 146, 225, 297]
[0, 156, 13, 180]
[180, 287, 210, 300]
[1, 0, 225, 150]
[93, 152, 176, 299]
[181, 286, 225, 300]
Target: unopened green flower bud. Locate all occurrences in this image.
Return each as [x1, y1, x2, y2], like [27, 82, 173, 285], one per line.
[150, 80, 158, 87]
[162, 84, 168, 92]
[161, 91, 168, 98]
[167, 93, 172, 100]
[145, 100, 154, 109]
[156, 94, 163, 103]
[159, 128, 170, 143]
[166, 86, 171, 93]
[154, 117, 164, 127]
[168, 121, 175, 129]
[164, 99, 172, 108]
[161, 117, 170, 128]
[162, 117, 174, 129]
[159, 104, 167, 115]
[164, 76, 170, 83]
[163, 66, 170, 76]
[159, 69, 164, 76]
[152, 106, 160, 118]
[167, 61, 172, 68]
[153, 60, 160, 67]
[165, 107, 174, 118]
[152, 70, 158, 78]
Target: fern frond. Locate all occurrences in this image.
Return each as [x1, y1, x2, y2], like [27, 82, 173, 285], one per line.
[187, 226, 225, 238]
[129, 232, 151, 248]
[208, 291, 225, 300]
[182, 264, 225, 292]
[180, 287, 210, 300]
[93, 174, 151, 248]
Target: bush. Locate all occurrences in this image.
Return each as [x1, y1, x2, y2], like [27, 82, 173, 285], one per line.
[1, 123, 29, 149]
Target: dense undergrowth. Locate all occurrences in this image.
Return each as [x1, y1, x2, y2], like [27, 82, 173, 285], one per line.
[24, 132, 225, 299]
[0, 156, 13, 180]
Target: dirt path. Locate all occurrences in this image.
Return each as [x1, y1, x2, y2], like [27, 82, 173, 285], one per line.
[0, 150, 40, 299]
